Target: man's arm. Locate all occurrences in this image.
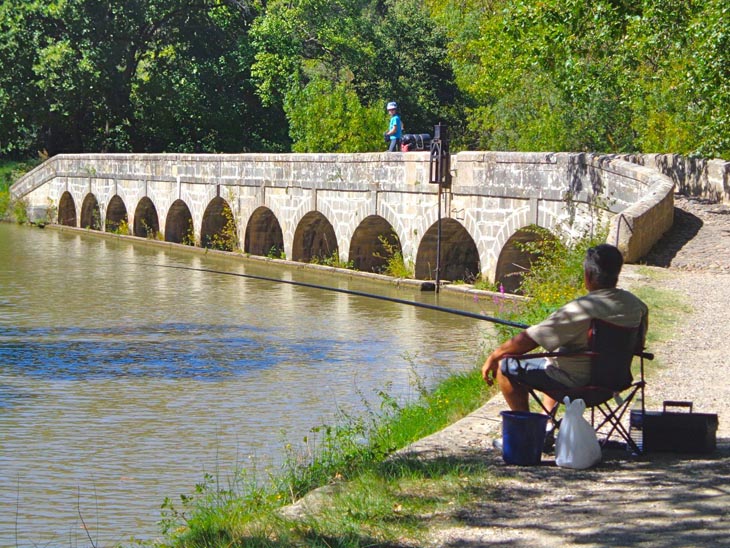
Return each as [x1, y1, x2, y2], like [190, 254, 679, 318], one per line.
[481, 331, 538, 386]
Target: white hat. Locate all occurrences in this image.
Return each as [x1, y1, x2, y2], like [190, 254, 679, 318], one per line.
[386, 101, 397, 110]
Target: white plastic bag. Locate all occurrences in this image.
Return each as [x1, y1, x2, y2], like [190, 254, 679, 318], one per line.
[555, 397, 602, 469]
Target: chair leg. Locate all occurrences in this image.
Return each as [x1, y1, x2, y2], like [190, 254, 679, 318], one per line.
[592, 391, 643, 455]
[528, 389, 561, 428]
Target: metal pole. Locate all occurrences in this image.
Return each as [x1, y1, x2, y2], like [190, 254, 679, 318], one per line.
[436, 182, 442, 293]
[429, 123, 449, 293]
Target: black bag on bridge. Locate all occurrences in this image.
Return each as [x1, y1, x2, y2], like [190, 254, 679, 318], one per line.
[401, 133, 431, 151]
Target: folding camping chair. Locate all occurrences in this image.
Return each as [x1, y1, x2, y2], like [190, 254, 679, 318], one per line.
[505, 318, 654, 454]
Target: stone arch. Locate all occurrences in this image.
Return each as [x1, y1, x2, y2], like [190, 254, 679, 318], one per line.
[165, 199, 195, 246]
[58, 191, 76, 227]
[348, 215, 402, 273]
[105, 195, 128, 233]
[80, 193, 102, 230]
[244, 206, 284, 258]
[292, 211, 338, 263]
[415, 219, 480, 282]
[201, 196, 237, 251]
[495, 225, 556, 294]
[134, 197, 160, 238]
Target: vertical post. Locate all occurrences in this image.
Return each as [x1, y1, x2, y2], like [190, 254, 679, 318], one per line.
[429, 123, 451, 293]
[436, 183, 442, 292]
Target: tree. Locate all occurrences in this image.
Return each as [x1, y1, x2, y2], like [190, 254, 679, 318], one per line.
[0, 0, 287, 156]
[251, 0, 462, 152]
[0, 1, 50, 156]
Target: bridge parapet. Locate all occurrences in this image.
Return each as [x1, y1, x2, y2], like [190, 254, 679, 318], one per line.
[11, 151, 677, 284]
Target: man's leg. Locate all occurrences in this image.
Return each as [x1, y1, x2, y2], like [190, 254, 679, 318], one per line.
[499, 357, 569, 413]
[542, 394, 559, 414]
[496, 367, 530, 411]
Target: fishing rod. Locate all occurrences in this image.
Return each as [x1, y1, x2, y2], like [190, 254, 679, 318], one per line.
[145, 263, 529, 329]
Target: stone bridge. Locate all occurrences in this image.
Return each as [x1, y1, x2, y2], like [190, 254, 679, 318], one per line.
[11, 151, 692, 290]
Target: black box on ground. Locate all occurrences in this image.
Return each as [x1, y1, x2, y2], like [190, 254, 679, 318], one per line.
[630, 401, 718, 454]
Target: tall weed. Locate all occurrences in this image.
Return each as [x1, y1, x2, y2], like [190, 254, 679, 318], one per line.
[373, 234, 414, 278]
[494, 225, 608, 339]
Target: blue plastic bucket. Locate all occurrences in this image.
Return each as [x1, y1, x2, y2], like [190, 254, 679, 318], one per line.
[500, 411, 549, 465]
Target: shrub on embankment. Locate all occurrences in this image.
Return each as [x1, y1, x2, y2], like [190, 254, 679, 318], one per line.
[0, 159, 36, 222]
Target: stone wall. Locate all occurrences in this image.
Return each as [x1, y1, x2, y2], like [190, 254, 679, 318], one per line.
[626, 154, 730, 204]
[11, 151, 677, 276]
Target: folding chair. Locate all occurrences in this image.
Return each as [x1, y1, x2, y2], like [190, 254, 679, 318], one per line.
[505, 318, 654, 454]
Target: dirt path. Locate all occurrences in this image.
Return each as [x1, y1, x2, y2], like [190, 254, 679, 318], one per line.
[403, 194, 730, 547]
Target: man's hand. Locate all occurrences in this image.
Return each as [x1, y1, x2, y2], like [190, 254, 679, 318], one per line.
[481, 331, 538, 387]
[481, 354, 500, 386]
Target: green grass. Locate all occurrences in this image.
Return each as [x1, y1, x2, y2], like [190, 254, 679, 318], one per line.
[309, 251, 355, 270]
[150, 367, 495, 547]
[630, 267, 692, 348]
[374, 234, 414, 279]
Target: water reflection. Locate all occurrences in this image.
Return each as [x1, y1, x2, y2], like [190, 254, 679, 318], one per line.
[0, 223, 491, 546]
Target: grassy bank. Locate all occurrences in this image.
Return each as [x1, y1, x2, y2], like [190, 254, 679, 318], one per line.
[151, 365, 496, 547]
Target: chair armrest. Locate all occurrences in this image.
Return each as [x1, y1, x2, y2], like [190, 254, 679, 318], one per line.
[503, 351, 596, 360]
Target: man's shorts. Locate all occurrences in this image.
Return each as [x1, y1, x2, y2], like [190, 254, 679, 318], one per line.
[500, 357, 572, 392]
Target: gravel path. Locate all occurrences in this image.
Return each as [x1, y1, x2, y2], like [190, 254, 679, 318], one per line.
[402, 194, 730, 547]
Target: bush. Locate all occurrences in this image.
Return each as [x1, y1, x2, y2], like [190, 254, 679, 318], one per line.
[494, 225, 608, 339]
[0, 159, 37, 222]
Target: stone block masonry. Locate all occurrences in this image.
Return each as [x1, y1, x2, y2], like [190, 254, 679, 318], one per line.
[12, 151, 677, 284]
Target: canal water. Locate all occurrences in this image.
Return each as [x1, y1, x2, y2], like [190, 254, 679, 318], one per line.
[0, 222, 495, 546]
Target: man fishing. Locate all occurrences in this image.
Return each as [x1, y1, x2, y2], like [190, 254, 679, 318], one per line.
[481, 244, 649, 413]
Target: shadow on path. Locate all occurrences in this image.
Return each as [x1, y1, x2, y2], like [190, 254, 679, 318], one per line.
[426, 442, 730, 547]
[642, 207, 703, 268]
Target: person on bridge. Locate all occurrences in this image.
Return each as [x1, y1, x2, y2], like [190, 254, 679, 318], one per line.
[481, 243, 649, 413]
[384, 101, 403, 152]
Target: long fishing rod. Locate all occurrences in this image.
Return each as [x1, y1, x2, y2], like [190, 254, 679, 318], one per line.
[145, 263, 529, 329]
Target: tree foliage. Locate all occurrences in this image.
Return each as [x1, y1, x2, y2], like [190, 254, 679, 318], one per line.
[251, 0, 461, 152]
[0, 0, 287, 156]
[0, 0, 728, 159]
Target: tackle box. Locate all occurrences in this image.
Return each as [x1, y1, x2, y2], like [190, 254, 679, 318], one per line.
[630, 401, 718, 454]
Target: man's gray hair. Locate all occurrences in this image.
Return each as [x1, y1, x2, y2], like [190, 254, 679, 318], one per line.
[584, 244, 623, 288]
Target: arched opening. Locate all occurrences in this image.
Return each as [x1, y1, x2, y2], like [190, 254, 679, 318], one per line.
[348, 215, 402, 273]
[80, 194, 102, 230]
[292, 212, 338, 263]
[57, 191, 76, 227]
[105, 195, 128, 234]
[133, 197, 160, 239]
[244, 206, 284, 258]
[165, 199, 195, 246]
[201, 197, 237, 251]
[415, 219, 479, 282]
[495, 225, 553, 294]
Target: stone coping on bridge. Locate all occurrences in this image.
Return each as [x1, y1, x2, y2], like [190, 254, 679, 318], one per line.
[9, 150, 699, 268]
[14, 150, 726, 198]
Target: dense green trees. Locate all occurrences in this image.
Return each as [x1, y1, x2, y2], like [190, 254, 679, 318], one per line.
[0, 0, 727, 158]
[0, 0, 287, 156]
[250, 0, 460, 152]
